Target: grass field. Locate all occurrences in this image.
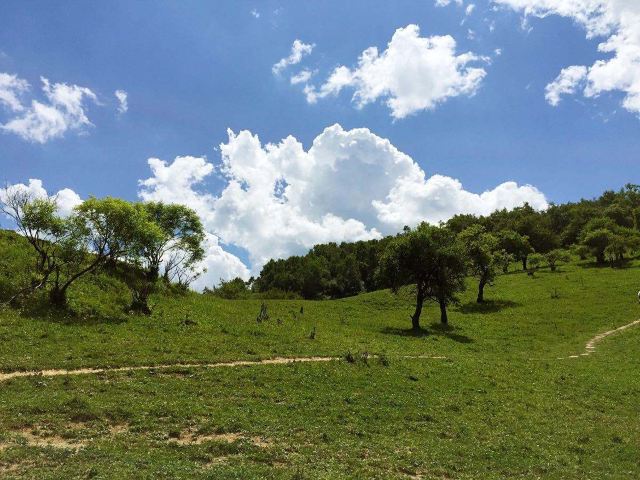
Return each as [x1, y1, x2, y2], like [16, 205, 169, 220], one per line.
[0, 260, 639, 479]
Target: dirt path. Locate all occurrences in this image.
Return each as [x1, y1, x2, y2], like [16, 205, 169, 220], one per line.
[0, 354, 447, 383]
[559, 318, 640, 359]
[1, 318, 637, 382]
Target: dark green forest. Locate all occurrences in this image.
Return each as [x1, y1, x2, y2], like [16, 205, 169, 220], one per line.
[226, 184, 640, 300]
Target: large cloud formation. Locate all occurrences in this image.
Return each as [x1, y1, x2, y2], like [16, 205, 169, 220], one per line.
[139, 124, 547, 282]
[302, 25, 489, 119]
[495, 0, 640, 115]
[2, 126, 547, 289]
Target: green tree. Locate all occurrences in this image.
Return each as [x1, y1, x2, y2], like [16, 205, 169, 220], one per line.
[126, 202, 205, 313]
[378, 223, 466, 330]
[544, 249, 571, 272]
[604, 229, 640, 265]
[527, 253, 544, 273]
[210, 277, 250, 299]
[580, 225, 614, 264]
[65, 197, 151, 306]
[497, 230, 533, 270]
[459, 225, 498, 303]
[0, 191, 151, 306]
[493, 249, 515, 274]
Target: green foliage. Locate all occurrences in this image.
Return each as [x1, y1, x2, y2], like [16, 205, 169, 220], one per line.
[253, 238, 393, 299]
[493, 249, 515, 273]
[378, 223, 467, 328]
[459, 225, 499, 303]
[0, 229, 32, 289]
[496, 230, 533, 270]
[544, 249, 571, 272]
[0, 189, 205, 313]
[125, 202, 206, 313]
[209, 277, 251, 299]
[249, 185, 640, 300]
[575, 213, 639, 266]
[527, 253, 544, 272]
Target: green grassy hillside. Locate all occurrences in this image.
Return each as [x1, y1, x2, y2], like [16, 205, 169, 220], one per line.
[0, 230, 639, 478]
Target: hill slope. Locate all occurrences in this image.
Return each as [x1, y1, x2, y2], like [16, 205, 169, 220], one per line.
[0, 251, 639, 478]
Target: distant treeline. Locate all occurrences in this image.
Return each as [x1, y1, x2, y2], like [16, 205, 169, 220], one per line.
[215, 184, 640, 300]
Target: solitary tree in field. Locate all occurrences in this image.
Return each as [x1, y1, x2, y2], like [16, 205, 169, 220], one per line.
[459, 225, 499, 303]
[378, 223, 466, 330]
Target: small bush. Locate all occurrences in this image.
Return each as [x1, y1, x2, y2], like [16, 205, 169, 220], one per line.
[208, 277, 251, 299]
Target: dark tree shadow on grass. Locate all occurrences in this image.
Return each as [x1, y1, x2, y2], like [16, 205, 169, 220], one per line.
[458, 299, 520, 314]
[577, 259, 638, 270]
[427, 322, 473, 344]
[15, 296, 129, 326]
[381, 323, 473, 343]
[380, 326, 430, 338]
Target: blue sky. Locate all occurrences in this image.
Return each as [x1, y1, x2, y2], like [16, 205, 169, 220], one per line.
[1, 0, 639, 285]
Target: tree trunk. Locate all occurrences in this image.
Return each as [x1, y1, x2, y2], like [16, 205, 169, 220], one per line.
[411, 287, 425, 330]
[438, 297, 448, 325]
[49, 287, 67, 307]
[522, 256, 527, 271]
[477, 279, 486, 303]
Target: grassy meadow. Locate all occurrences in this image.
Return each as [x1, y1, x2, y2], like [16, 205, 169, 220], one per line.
[0, 240, 639, 479]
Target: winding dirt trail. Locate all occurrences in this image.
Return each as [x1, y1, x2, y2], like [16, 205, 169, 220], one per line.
[0, 356, 339, 383]
[0, 354, 447, 383]
[559, 318, 640, 359]
[1, 319, 637, 382]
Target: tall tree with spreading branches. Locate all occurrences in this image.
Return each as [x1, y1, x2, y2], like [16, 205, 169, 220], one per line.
[378, 223, 467, 330]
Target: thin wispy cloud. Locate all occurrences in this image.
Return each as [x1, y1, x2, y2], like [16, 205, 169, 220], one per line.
[272, 40, 315, 75]
[115, 89, 128, 114]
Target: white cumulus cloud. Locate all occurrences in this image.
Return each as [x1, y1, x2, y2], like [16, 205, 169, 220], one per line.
[0, 179, 82, 218]
[191, 233, 251, 290]
[272, 40, 315, 75]
[139, 124, 547, 280]
[303, 25, 489, 119]
[495, 0, 640, 116]
[1, 77, 97, 143]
